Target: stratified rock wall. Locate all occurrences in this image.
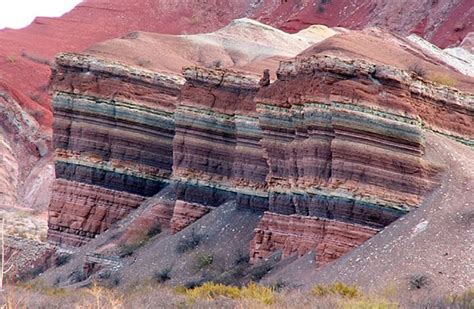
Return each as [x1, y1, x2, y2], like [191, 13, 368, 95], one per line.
[48, 54, 183, 246]
[48, 51, 471, 269]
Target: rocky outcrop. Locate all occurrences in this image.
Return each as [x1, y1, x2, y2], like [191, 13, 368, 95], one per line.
[250, 212, 378, 266]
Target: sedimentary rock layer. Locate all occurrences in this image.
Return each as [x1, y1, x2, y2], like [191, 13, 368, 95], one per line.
[170, 200, 211, 233]
[173, 67, 269, 199]
[250, 212, 378, 266]
[48, 48, 472, 256]
[48, 54, 182, 246]
[48, 179, 146, 246]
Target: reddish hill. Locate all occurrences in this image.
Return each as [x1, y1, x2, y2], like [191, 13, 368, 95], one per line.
[255, 0, 473, 49]
[0, 0, 471, 128]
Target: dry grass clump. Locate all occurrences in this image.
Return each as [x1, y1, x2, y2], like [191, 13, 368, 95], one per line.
[337, 298, 398, 309]
[310, 283, 398, 309]
[178, 282, 275, 305]
[444, 287, 474, 308]
[312, 282, 361, 298]
[428, 72, 457, 87]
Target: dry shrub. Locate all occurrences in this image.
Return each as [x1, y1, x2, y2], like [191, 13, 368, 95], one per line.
[428, 73, 457, 87]
[408, 63, 427, 78]
[408, 274, 429, 290]
[83, 283, 124, 309]
[176, 228, 204, 254]
[5, 55, 16, 64]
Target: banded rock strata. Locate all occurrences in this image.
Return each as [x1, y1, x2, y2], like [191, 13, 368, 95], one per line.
[48, 34, 472, 267]
[48, 54, 183, 245]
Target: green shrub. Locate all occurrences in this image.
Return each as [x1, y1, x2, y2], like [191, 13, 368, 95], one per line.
[196, 253, 213, 269]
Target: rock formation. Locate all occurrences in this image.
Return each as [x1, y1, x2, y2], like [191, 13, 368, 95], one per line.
[46, 21, 473, 268]
[47, 19, 337, 246]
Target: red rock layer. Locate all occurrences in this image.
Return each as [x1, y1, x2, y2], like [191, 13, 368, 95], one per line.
[170, 200, 212, 233]
[117, 197, 175, 245]
[250, 212, 378, 266]
[47, 54, 183, 245]
[48, 179, 145, 246]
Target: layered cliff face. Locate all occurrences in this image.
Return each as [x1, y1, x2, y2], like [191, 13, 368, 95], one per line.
[48, 54, 183, 246]
[47, 23, 472, 269]
[250, 52, 472, 263]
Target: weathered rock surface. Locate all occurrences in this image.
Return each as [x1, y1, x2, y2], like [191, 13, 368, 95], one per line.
[170, 200, 212, 233]
[47, 20, 335, 246]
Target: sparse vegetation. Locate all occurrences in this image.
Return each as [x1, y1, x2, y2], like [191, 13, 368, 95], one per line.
[16, 265, 45, 282]
[20, 50, 50, 65]
[179, 282, 275, 305]
[176, 229, 205, 254]
[136, 59, 152, 67]
[118, 224, 160, 257]
[444, 287, 474, 308]
[408, 274, 429, 290]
